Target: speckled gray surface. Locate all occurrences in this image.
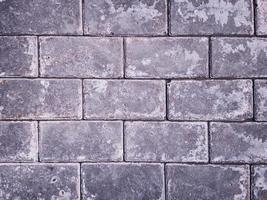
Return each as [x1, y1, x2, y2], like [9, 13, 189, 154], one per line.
[0, 0, 267, 199]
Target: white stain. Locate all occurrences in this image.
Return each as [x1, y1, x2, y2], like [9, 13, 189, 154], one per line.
[141, 58, 152, 66]
[254, 167, 267, 197]
[105, 0, 162, 28]
[93, 80, 108, 93]
[176, 0, 251, 27]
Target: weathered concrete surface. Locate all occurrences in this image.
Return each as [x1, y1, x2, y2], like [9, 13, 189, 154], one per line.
[170, 0, 253, 35]
[212, 38, 267, 78]
[252, 165, 267, 200]
[166, 164, 250, 200]
[40, 37, 123, 78]
[82, 163, 164, 200]
[0, 79, 82, 119]
[168, 80, 253, 120]
[0, 36, 38, 77]
[255, 80, 267, 121]
[0, 164, 80, 200]
[84, 0, 167, 35]
[210, 122, 267, 163]
[40, 121, 123, 162]
[256, 0, 267, 35]
[0, 0, 82, 34]
[0, 121, 37, 162]
[125, 121, 208, 162]
[125, 37, 208, 78]
[84, 80, 165, 120]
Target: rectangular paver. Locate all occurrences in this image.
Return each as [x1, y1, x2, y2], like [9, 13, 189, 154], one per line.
[0, 36, 38, 77]
[125, 37, 208, 78]
[166, 164, 249, 200]
[0, 164, 80, 200]
[40, 121, 123, 162]
[40, 37, 123, 78]
[212, 38, 267, 78]
[84, 0, 167, 35]
[0, 0, 82, 34]
[210, 122, 267, 163]
[255, 80, 267, 121]
[256, 0, 267, 35]
[170, 0, 253, 35]
[252, 165, 267, 200]
[82, 163, 164, 200]
[84, 80, 165, 120]
[125, 121, 208, 162]
[0, 79, 82, 119]
[0, 121, 37, 162]
[168, 80, 253, 120]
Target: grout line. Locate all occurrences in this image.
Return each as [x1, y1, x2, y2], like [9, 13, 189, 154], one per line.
[81, 0, 85, 35]
[252, 79, 256, 121]
[0, 119, 264, 122]
[81, 79, 85, 120]
[207, 121, 211, 163]
[1, 77, 266, 81]
[165, 80, 170, 120]
[164, 163, 168, 200]
[166, 0, 171, 36]
[37, 121, 40, 162]
[37, 36, 41, 77]
[2, 34, 267, 38]
[250, 165, 253, 200]
[208, 37, 212, 78]
[122, 121, 126, 161]
[79, 163, 83, 200]
[1, 161, 267, 165]
[122, 38, 126, 78]
[253, 0, 257, 36]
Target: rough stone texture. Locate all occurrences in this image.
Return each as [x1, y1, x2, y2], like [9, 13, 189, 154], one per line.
[0, 79, 82, 119]
[82, 163, 164, 200]
[210, 122, 267, 163]
[0, 36, 38, 77]
[255, 80, 267, 121]
[212, 38, 267, 78]
[40, 121, 123, 162]
[84, 80, 165, 120]
[0, 121, 37, 162]
[166, 164, 250, 200]
[0, 0, 82, 35]
[252, 165, 267, 200]
[168, 80, 253, 120]
[125, 37, 208, 78]
[0, 164, 80, 200]
[84, 0, 167, 35]
[256, 0, 267, 35]
[170, 0, 254, 35]
[125, 121, 208, 162]
[40, 37, 123, 78]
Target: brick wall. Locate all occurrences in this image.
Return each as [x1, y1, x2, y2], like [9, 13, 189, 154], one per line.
[0, 0, 267, 199]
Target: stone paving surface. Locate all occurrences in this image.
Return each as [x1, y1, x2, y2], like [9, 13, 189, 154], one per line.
[0, 0, 267, 199]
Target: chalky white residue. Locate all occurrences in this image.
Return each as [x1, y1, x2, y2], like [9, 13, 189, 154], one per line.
[254, 167, 267, 198]
[93, 80, 108, 93]
[184, 125, 208, 161]
[105, 0, 162, 26]
[26, 38, 38, 76]
[246, 40, 267, 62]
[231, 166, 249, 200]
[213, 124, 267, 162]
[176, 0, 251, 27]
[220, 40, 246, 54]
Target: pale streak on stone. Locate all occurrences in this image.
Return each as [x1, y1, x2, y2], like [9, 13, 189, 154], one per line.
[253, 166, 267, 199]
[175, 0, 251, 27]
